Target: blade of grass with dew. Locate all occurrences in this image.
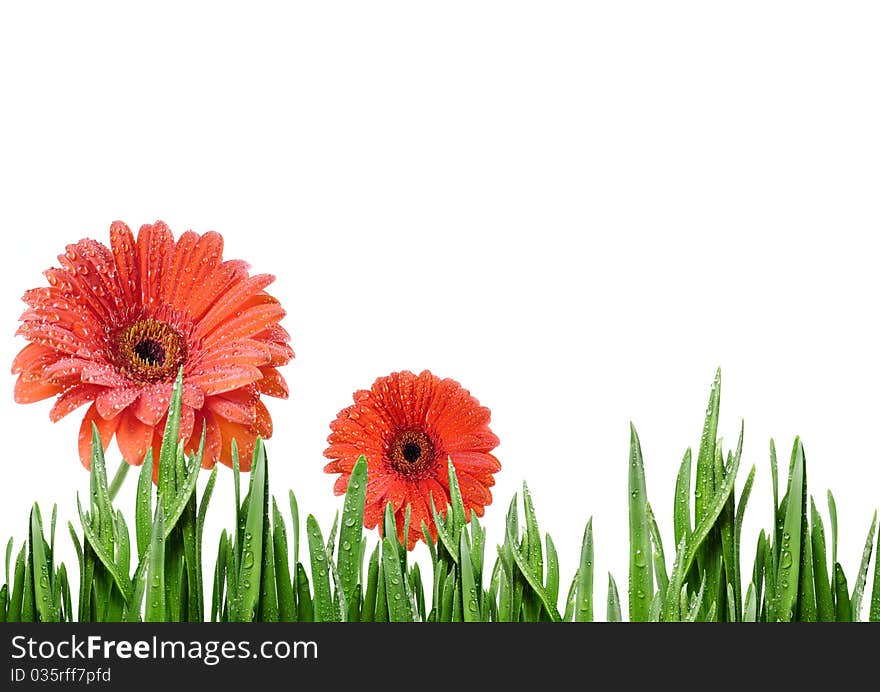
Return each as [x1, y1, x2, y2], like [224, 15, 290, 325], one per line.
[144, 502, 166, 622]
[734, 464, 756, 619]
[869, 520, 880, 622]
[645, 503, 668, 596]
[295, 563, 313, 622]
[338, 457, 367, 615]
[628, 424, 653, 622]
[775, 439, 804, 622]
[744, 582, 757, 622]
[850, 511, 877, 621]
[76, 496, 131, 602]
[235, 439, 266, 621]
[545, 533, 559, 619]
[306, 515, 332, 622]
[828, 491, 838, 570]
[695, 369, 721, 534]
[361, 543, 380, 622]
[272, 498, 295, 622]
[810, 497, 834, 621]
[575, 518, 594, 622]
[460, 531, 479, 622]
[135, 451, 154, 560]
[30, 505, 55, 622]
[211, 531, 227, 622]
[607, 573, 622, 622]
[505, 522, 561, 622]
[674, 449, 692, 547]
[834, 563, 852, 622]
[661, 536, 688, 621]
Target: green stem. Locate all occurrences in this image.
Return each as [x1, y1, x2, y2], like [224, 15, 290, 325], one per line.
[108, 460, 131, 502]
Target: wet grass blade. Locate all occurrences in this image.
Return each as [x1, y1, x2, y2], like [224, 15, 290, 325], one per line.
[338, 458, 367, 615]
[850, 511, 877, 620]
[869, 522, 880, 622]
[135, 451, 153, 560]
[628, 424, 653, 622]
[674, 449, 692, 547]
[646, 503, 668, 596]
[834, 563, 852, 621]
[306, 516, 333, 622]
[575, 518, 594, 622]
[775, 439, 804, 621]
[235, 439, 266, 621]
[695, 368, 721, 526]
[272, 498, 295, 622]
[828, 491, 838, 569]
[144, 502, 165, 622]
[382, 534, 413, 622]
[607, 573, 622, 622]
[810, 498, 834, 621]
[734, 464, 756, 618]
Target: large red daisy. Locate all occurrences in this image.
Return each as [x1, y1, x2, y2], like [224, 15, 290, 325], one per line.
[323, 370, 500, 550]
[12, 220, 293, 473]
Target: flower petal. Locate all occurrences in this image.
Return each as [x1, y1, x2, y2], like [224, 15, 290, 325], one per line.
[14, 374, 63, 403]
[116, 408, 155, 465]
[96, 387, 141, 420]
[78, 403, 120, 469]
[50, 384, 103, 422]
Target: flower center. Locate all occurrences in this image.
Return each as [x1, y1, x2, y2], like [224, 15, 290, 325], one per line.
[114, 318, 186, 383]
[390, 429, 435, 476]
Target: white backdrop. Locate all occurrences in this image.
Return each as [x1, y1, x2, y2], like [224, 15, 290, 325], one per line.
[1, 2, 879, 619]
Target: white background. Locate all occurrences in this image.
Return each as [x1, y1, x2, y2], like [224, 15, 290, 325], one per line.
[1, 2, 878, 619]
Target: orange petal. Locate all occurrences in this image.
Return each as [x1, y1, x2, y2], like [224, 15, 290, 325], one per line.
[78, 403, 120, 469]
[11, 343, 57, 374]
[50, 384, 103, 422]
[162, 230, 198, 310]
[202, 303, 287, 346]
[14, 375, 63, 403]
[116, 408, 155, 465]
[195, 274, 275, 339]
[255, 366, 289, 398]
[132, 383, 172, 426]
[187, 365, 262, 396]
[110, 221, 139, 305]
[136, 221, 174, 307]
[95, 387, 141, 420]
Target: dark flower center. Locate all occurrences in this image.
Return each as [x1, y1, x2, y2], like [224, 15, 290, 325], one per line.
[114, 318, 186, 383]
[390, 429, 436, 476]
[133, 338, 166, 366]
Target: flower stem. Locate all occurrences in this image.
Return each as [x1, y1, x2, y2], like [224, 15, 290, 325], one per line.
[108, 460, 131, 502]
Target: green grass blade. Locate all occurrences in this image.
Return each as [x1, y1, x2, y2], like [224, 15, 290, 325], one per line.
[775, 439, 804, 621]
[30, 506, 55, 622]
[810, 497, 834, 621]
[157, 369, 184, 498]
[575, 518, 594, 622]
[339, 457, 368, 615]
[834, 563, 852, 622]
[76, 496, 131, 602]
[306, 515, 333, 622]
[828, 490, 838, 569]
[460, 532, 479, 622]
[850, 511, 877, 621]
[289, 490, 300, 568]
[522, 482, 543, 588]
[733, 464, 756, 619]
[628, 424, 653, 622]
[144, 502, 166, 622]
[695, 368, 721, 525]
[869, 519, 880, 622]
[295, 563, 313, 622]
[661, 536, 688, 621]
[135, 451, 153, 560]
[235, 439, 266, 621]
[744, 582, 757, 622]
[362, 544, 380, 622]
[272, 498, 295, 622]
[381, 536, 412, 622]
[607, 573, 622, 622]
[545, 533, 559, 613]
[674, 449, 692, 546]
[645, 503, 668, 596]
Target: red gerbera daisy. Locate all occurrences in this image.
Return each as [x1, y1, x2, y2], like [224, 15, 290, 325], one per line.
[323, 370, 500, 550]
[12, 220, 293, 474]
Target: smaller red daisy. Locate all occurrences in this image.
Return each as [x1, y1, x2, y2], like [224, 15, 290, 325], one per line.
[323, 370, 501, 550]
